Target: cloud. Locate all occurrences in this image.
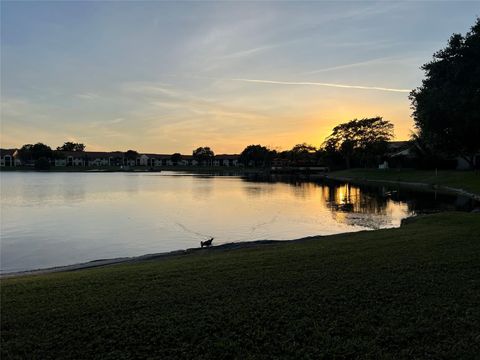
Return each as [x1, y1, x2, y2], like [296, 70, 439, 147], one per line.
[303, 57, 394, 74]
[76, 93, 100, 100]
[227, 77, 411, 93]
[213, 38, 301, 61]
[214, 44, 277, 60]
[121, 82, 178, 97]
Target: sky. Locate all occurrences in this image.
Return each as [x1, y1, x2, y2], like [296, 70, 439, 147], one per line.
[1, 1, 479, 154]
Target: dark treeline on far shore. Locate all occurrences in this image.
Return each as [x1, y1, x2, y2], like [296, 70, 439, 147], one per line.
[0, 116, 423, 171]
[1, 18, 479, 172]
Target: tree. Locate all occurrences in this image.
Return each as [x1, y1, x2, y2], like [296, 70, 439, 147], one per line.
[57, 142, 86, 152]
[17, 143, 53, 162]
[124, 150, 138, 159]
[323, 117, 394, 168]
[289, 143, 317, 165]
[192, 147, 214, 166]
[124, 150, 139, 165]
[239, 145, 275, 167]
[171, 153, 182, 165]
[409, 18, 480, 169]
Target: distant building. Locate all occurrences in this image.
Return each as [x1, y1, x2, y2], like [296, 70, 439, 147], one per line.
[383, 141, 417, 168]
[0, 149, 19, 167]
[386, 141, 413, 157]
[47, 151, 240, 168]
[214, 154, 239, 167]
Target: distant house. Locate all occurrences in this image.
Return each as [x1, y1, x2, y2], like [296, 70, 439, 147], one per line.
[215, 154, 239, 167]
[383, 141, 417, 168]
[181, 155, 198, 166]
[55, 151, 131, 167]
[4, 149, 241, 169]
[384, 141, 480, 170]
[86, 152, 113, 167]
[0, 149, 19, 167]
[56, 151, 87, 167]
[387, 141, 413, 157]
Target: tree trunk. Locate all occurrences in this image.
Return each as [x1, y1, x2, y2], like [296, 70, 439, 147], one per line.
[345, 156, 351, 169]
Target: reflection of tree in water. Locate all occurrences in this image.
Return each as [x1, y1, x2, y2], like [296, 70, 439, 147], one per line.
[325, 183, 390, 215]
[323, 183, 398, 229]
[239, 175, 479, 229]
[322, 181, 479, 229]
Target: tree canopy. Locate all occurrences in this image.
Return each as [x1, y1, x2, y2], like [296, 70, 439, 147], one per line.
[289, 143, 317, 164]
[171, 153, 182, 165]
[323, 117, 394, 168]
[124, 150, 139, 160]
[57, 142, 86, 152]
[239, 145, 275, 167]
[17, 143, 53, 162]
[192, 147, 214, 165]
[409, 18, 480, 168]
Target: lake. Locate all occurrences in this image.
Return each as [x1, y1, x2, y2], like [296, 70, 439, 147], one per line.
[1, 171, 477, 273]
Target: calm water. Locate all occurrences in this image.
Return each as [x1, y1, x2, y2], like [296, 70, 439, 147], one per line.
[0, 172, 477, 273]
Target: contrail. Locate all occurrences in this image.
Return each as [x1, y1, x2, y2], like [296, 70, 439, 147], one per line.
[229, 78, 411, 93]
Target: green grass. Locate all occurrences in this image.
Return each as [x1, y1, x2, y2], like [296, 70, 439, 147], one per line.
[2, 212, 480, 359]
[330, 168, 480, 195]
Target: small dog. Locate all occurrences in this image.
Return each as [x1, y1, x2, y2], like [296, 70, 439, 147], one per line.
[201, 237, 214, 248]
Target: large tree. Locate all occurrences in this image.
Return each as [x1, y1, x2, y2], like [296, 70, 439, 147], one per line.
[17, 143, 53, 162]
[124, 150, 139, 165]
[289, 143, 317, 165]
[192, 147, 214, 166]
[171, 153, 182, 165]
[409, 18, 480, 168]
[57, 142, 86, 152]
[239, 145, 275, 167]
[323, 117, 394, 168]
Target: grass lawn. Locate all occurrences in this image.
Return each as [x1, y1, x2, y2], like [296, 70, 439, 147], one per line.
[329, 168, 480, 196]
[2, 212, 480, 359]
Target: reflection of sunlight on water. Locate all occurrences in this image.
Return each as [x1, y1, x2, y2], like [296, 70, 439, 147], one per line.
[385, 201, 410, 227]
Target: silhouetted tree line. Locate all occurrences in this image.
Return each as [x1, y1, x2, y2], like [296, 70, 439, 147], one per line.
[239, 117, 394, 169]
[14, 118, 394, 170]
[15, 142, 86, 170]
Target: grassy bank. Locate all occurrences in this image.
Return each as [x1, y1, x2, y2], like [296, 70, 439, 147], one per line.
[329, 168, 480, 196]
[2, 212, 480, 359]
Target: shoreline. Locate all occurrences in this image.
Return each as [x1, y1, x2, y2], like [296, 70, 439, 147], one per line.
[0, 239, 309, 278]
[324, 173, 480, 201]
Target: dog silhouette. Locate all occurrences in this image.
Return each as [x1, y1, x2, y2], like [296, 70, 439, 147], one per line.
[201, 237, 214, 248]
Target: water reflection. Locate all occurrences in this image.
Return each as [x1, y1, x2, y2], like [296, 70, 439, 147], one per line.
[1, 172, 477, 273]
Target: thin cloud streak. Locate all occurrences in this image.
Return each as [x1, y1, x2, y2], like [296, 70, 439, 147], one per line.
[304, 57, 393, 74]
[228, 78, 411, 93]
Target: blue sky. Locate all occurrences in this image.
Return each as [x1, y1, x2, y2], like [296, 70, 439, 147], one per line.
[1, 1, 478, 153]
